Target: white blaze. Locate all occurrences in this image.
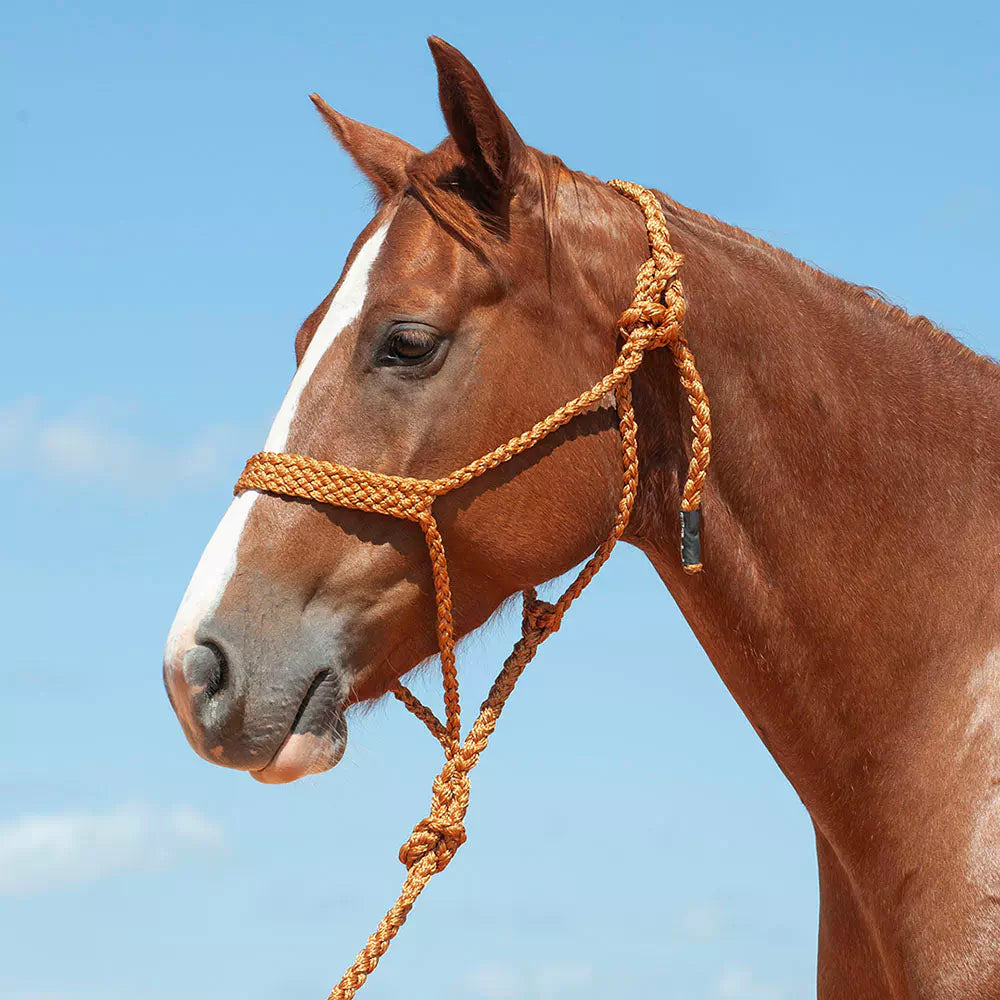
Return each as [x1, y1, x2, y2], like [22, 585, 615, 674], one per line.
[263, 222, 390, 452]
[165, 223, 391, 667]
[164, 491, 257, 668]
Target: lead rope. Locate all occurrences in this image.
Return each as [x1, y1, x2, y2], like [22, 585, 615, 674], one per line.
[233, 181, 711, 999]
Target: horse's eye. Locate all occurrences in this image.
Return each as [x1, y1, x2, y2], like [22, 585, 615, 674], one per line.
[380, 328, 439, 366]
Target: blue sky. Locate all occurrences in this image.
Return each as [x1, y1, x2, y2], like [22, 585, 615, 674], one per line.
[2, 1, 997, 997]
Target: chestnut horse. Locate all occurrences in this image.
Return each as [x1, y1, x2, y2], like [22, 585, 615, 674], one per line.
[163, 37, 1000, 999]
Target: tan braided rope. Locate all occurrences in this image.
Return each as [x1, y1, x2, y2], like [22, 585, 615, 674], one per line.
[233, 180, 710, 999]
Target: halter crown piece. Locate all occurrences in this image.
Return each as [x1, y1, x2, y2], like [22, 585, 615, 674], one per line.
[234, 180, 711, 999]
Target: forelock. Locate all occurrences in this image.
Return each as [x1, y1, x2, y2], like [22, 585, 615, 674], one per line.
[404, 139, 567, 265]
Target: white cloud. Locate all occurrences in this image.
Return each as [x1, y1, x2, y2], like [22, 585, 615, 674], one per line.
[717, 967, 785, 1000]
[534, 962, 593, 996]
[4, 993, 86, 1000]
[462, 960, 592, 999]
[0, 397, 244, 494]
[0, 397, 39, 452]
[679, 901, 723, 940]
[0, 804, 223, 895]
[464, 961, 521, 998]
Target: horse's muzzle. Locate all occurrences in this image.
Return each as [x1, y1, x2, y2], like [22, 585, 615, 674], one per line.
[163, 617, 349, 783]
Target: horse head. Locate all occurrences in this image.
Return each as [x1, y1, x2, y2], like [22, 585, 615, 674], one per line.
[163, 38, 647, 783]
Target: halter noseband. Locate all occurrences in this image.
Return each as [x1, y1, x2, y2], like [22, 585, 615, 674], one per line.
[233, 179, 711, 999]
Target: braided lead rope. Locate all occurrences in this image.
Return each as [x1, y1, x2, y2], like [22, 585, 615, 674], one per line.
[324, 374, 640, 1000]
[230, 181, 711, 1000]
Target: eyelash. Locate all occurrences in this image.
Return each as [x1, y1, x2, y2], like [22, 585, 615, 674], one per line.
[376, 327, 442, 368]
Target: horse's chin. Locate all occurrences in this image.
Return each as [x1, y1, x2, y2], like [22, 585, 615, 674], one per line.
[250, 718, 348, 784]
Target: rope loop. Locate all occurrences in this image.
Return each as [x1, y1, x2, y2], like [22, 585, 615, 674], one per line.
[609, 179, 709, 520]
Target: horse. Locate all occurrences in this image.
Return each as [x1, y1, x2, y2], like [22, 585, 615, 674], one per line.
[163, 36, 1000, 999]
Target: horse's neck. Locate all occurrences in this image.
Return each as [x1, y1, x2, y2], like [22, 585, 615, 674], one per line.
[626, 199, 1000, 835]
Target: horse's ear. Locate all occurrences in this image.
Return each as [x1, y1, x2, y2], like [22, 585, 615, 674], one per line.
[309, 94, 421, 200]
[427, 36, 528, 191]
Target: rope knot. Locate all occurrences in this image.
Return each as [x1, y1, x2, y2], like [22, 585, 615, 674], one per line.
[398, 770, 470, 873]
[521, 588, 562, 635]
[399, 817, 467, 873]
[617, 286, 686, 353]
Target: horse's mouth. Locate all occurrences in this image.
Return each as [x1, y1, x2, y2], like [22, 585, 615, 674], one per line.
[250, 670, 348, 784]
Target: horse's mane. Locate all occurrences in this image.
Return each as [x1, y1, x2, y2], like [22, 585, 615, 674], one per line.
[654, 191, 999, 375]
[402, 141, 997, 376]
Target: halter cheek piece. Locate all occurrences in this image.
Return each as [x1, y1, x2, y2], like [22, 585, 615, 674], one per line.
[233, 180, 711, 1000]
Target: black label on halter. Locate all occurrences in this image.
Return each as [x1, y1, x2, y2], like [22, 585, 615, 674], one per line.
[680, 508, 701, 568]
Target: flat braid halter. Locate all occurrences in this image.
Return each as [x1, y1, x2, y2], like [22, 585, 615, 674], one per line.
[233, 180, 711, 999]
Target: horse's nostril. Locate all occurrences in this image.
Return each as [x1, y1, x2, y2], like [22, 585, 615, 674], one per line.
[182, 643, 227, 699]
